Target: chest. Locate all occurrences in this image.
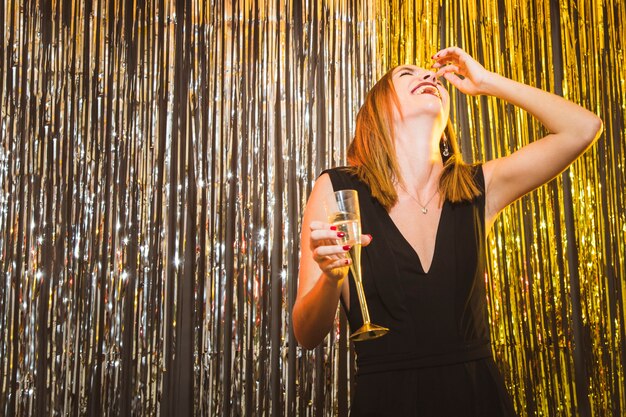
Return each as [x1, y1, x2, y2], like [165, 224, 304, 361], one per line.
[388, 199, 443, 273]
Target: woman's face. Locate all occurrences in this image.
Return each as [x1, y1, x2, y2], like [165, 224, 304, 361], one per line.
[390, 65, 450, 123]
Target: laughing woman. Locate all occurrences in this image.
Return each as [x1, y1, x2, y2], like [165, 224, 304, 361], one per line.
[292, 47, 602, 416]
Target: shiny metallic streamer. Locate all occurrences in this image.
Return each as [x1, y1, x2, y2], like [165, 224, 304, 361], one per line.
[0, 1, 624, 417]
[377, 0, 625, 416]
[0, 0, 376, 416]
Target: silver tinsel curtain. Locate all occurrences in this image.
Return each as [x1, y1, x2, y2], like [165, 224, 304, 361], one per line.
[0, 1, 624, 416]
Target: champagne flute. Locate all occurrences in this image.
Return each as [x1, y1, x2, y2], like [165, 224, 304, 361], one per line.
[327, 189, 389, 341]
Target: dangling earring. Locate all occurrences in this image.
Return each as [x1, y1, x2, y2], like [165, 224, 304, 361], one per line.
[442, 135, 450, 157]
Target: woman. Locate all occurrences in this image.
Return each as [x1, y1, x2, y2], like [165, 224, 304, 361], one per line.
[292, 47, 602, 416]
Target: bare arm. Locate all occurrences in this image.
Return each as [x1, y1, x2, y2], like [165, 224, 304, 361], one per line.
[292, 174, 372, 349]
[433, 47, 603, 227]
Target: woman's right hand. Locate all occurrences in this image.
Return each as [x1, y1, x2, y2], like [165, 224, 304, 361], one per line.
[309, 221, 352, 282]
[309, 221, 373, 282]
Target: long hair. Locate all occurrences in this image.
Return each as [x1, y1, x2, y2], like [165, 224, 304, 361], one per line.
[347, 68, 481, 211]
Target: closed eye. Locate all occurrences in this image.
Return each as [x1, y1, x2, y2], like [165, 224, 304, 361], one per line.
[399, 72, 412, 77]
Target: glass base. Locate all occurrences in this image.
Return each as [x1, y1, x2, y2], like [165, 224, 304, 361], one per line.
[350, 322, 389, 342]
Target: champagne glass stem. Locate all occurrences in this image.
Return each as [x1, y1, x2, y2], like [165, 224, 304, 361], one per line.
[354, 279, 372, 324]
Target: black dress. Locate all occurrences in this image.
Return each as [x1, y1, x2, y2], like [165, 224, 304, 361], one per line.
[323, 166, 517, 417]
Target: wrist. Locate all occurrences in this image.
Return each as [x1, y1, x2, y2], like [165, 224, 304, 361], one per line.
[321, 271, 346, 289]
[478, 71, 507, 96]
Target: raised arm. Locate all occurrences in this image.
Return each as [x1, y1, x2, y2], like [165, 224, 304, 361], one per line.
[433, 47, 603, 227]
[293, 174, 372, 349]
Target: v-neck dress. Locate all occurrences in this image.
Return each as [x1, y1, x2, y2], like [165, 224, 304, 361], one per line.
[323, 166, 517, 417]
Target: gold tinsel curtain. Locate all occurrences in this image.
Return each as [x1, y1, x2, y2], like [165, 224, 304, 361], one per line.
[0, 1, 623, 416]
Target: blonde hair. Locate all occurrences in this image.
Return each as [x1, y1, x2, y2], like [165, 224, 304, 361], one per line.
[347, 67, 481, 211]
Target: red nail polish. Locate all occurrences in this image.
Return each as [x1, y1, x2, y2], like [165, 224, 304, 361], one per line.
[330, 225, 337, 231]
[337, 232, 345, 238]
[366, 234, 373, 241]
[344, 259, 350, 265]
[343, 245, 351, 251]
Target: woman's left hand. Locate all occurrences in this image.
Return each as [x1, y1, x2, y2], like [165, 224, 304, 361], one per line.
[432, 47, 492, 96]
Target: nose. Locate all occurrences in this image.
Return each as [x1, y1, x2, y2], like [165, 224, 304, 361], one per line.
[421, 71, 436, 81]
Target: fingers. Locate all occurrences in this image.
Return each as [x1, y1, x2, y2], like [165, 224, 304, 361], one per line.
[312, 243, 350, 261]
[432, 48, 466, 82]
[315, 252, 351, 283]
[311, 232, 352, 280]
[431, 48, 489, 96]
[436, 65, 464, 89]
[313, 251, 351, 274]
[311, 225, 373, 248]
[435, 64, 460, 78]
[310, 225, 347, 245]
[432, 46, 466, 63]
[311, 220, 374, 248]
[432, 47, 471, 76]
[307, 223, 378, 281]
[443, 72, 465, 89]
[309, 222, 350, 267]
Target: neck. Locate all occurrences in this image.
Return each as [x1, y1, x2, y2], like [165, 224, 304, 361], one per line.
[393, 117, 445, 194]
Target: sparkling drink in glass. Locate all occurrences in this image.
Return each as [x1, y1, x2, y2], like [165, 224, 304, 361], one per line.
[327, 189, 389, 341]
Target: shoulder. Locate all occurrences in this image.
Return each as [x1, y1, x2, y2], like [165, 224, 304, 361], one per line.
[304, 174, 333, 217]
[320, 166, 352, 178]
[320, 166, 358, 190]
[318, 166, 378, 207]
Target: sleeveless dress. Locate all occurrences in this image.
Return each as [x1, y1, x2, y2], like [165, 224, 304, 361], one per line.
[323, 166, 517, 417]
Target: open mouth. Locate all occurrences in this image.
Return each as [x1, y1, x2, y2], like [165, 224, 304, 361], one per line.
[411, 82, 441, 98]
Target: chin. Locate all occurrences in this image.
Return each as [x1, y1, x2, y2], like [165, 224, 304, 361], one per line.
[407, 102, 446, 119]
